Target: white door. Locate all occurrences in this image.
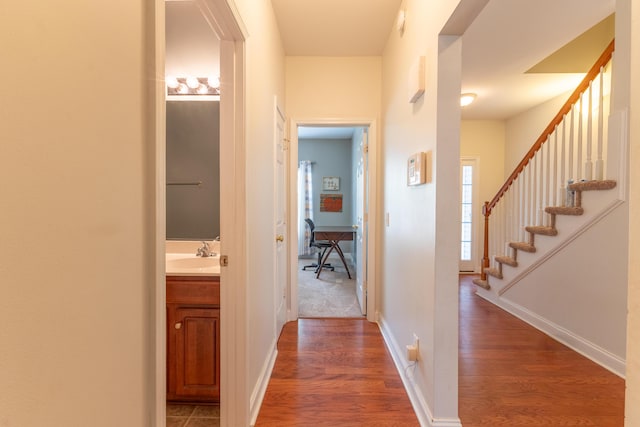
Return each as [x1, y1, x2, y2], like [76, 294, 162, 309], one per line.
[355, 129, 368, 315]
[274, 104, 288, 334]
[460, 158, 478, 272]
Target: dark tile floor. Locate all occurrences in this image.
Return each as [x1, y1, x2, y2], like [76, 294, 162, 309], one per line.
[167, 404, 220, 427]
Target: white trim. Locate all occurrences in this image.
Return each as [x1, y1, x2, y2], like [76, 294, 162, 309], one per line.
[288, 118, 378, 322]
[475, 288, 626, 378]
[378, 315, 463, 427]
[249, 343, 278, 427]
[152, 1, 167, 425]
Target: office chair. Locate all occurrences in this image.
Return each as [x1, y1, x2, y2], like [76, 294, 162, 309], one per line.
[302, 218, 334, 273]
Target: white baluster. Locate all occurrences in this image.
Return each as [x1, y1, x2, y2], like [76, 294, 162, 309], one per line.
[596, 66, 605, 180]
[557, 119, 564, 207]
[577, 95, 583, 181]
[585, 80, 593, 180]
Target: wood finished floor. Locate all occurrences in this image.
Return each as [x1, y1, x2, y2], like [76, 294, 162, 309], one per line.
[459, 274, 625, 426]
[255, 276, 625, 426]
[254, 319, 419, 426]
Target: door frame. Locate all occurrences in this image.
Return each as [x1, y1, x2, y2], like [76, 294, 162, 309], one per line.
[288, 118, 378, 322]
[459, 157, 480, 273]
[154, 1, 248, 426]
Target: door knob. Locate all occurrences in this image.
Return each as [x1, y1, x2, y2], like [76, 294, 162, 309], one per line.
[174, 322, 182, 330]
[276, 234, 284, 242]
[352, 225, 359, 229]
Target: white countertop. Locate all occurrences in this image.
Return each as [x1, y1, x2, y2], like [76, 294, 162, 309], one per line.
[166, 240, 220, 277]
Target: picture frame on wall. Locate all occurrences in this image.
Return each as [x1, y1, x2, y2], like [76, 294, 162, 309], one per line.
[322, 176, 340, 191]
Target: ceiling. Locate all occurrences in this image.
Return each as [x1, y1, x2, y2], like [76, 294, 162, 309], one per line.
[166, 0, 615, 124]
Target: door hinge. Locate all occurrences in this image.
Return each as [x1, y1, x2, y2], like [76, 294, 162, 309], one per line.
[363, 144, 369, 153]
[220, 255, 229, 267]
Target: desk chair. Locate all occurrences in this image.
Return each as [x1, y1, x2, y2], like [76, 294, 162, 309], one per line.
[302, 218, 334, 273]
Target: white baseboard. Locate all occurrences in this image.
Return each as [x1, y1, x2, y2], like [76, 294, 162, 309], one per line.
[249, 339, 278, 426]
[475, 289, 626, 378]
[377, 315, 462, 427]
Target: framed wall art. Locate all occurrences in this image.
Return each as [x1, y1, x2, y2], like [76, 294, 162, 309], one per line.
[322, 176, 340, 191]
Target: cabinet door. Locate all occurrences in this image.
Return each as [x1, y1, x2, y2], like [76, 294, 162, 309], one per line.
[173, 306, 220, 400]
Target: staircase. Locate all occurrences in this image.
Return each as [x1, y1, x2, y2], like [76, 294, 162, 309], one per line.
[472, 40, 617, 293]
[473, 179, 617, 290]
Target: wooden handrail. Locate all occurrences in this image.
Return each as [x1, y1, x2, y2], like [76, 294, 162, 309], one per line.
[485, 39, 615, 216]
[477, 40, 615, 279]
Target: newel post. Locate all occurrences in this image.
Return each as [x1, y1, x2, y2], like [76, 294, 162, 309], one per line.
[480, 201, 490, 281]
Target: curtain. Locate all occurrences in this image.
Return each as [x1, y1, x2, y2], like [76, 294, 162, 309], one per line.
[298, 160, 314, 256]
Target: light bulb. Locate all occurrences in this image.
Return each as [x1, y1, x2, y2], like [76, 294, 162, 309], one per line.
[197, 84, 209, 95]
[177, 83, 189, 94]
[207, 76, 220, 88]
[166, 76, 179, 89]
[186, 76, 200, 89]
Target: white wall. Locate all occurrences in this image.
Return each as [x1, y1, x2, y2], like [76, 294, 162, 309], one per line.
[504, 92, 568, 174]
[380, 0, 461, 423]
[0, 1, 158, 426]
[232, 0, 286, 421]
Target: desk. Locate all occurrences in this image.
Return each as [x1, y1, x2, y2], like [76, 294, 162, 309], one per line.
[313, 226, 355, 279]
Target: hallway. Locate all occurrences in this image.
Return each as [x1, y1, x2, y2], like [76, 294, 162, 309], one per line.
[254, 319, 419, 426]
[459, 275, 625, 426]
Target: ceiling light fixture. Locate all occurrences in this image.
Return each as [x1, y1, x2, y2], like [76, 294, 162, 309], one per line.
[460, 93, 477, 107]
[166, 76, 220, 97]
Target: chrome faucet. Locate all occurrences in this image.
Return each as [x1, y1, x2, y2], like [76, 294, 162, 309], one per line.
[196, 241, 216, 257]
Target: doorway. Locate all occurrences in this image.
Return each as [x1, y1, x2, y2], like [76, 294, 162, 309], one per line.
[289, 120, 378, 322]
[155, 1, 247, 426]
[459, 157, 479, 272]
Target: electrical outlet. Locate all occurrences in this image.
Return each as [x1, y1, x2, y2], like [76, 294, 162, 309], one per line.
[406, 333, 420, 362]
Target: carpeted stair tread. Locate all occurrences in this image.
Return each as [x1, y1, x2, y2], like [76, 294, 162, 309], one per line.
[509, 241, 536, 253]
[472, 278, 490, 290]
[484, 267, 503, 279]
[545, 206, 584, 216]
[568, 179, 616, 191]
[525, 225, 558, 236]
[495, 255, 518, 267]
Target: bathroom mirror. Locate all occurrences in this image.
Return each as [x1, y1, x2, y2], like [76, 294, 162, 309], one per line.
[166, 100, 220, 240]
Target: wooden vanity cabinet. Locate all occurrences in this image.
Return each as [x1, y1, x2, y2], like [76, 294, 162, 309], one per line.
[167, 276, 220, 402]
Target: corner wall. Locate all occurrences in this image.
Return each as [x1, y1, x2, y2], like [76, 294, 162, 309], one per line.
[0, 1, 158, 425]
[380, 0, 461, 423]
[624, 0, 640, 422]
[232, 0, 287, 422]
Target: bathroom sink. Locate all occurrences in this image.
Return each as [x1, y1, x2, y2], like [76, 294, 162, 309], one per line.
[167, 256, 219, 269]
[166, 253, 220, 276]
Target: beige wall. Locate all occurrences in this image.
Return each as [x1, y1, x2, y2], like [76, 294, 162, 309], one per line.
[0, 1, 158, 426]
[380, 0, 461, 422]
[625, 0, 640, 423]
[461, 121, 506, 271]
[232, 0, 287, 421]
[285, 56, 381, 119]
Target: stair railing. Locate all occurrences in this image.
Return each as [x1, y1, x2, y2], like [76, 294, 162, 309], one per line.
[479, 40, 615, 282]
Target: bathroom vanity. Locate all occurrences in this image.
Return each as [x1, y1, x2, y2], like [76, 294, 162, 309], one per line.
[166, 241, 220, 403]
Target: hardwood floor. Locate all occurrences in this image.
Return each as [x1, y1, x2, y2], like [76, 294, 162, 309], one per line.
[459, 274, 625, 426]
[254, 319, 420, 426]
[255, 276, 625, 427]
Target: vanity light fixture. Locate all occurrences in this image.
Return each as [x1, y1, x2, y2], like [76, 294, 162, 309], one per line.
[166, 76, 220, 96]
[460, 92, 477, 107]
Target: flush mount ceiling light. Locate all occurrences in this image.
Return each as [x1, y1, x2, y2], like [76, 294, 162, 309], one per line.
[460, 92, 477, 107]
[166, 76, 220, 97]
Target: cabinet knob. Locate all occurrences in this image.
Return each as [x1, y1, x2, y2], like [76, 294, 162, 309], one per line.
[174, 322, 182, 330]
[275, 234, 284, 242]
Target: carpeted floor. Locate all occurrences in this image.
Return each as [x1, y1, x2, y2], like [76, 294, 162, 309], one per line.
[297, 254, 363, 318]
